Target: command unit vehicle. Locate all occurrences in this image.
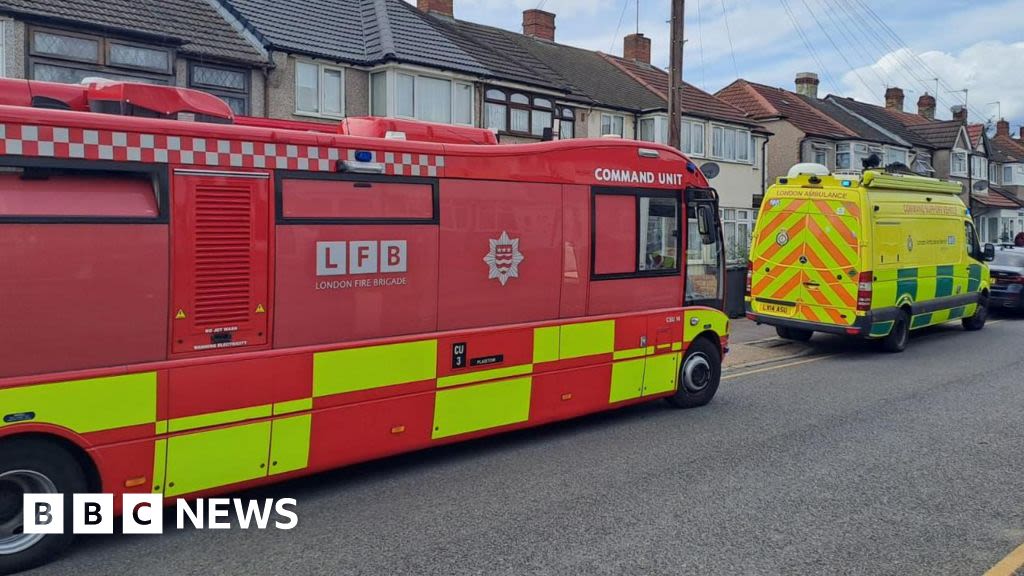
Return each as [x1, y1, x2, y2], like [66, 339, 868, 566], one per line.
[0, 79, 729, 573]
[746, 163, 995, 352]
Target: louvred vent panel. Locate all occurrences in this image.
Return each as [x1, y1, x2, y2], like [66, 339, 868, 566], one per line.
[192, 186, 253, 327]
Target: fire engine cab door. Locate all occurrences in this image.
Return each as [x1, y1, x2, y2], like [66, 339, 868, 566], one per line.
[170, 171, 270, 355]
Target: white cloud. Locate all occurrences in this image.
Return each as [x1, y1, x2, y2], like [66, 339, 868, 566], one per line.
[838, 41, 1024, 125]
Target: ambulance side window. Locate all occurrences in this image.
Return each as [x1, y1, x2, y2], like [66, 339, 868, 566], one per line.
[965, 221, 980, 259]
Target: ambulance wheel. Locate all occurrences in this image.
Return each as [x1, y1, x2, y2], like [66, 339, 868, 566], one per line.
[776, 326, 813, 342]
[666, 338, 721, 409]
[962, 296, 988, 331]
[881, 310, 910, 353]
[0, 438, 85, 575]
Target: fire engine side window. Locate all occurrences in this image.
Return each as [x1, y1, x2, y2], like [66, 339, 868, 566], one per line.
[593, 193, 636, 275]
[278, 174, 437, 223]
[0, 164, 163, 221]
[593, 187, 680, 279]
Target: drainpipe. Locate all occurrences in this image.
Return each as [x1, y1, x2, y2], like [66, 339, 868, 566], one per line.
[262, 50, 273, 118]
[760, 136, 769, 205]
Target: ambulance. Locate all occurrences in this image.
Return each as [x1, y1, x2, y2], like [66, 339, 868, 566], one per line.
[746, 163, 995, 352]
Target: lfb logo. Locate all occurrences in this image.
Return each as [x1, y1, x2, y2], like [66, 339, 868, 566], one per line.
[484, 231, 525, 286]
[317, 241, 407, 276]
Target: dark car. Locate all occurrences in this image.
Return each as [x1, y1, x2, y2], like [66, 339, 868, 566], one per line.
[989, 247, 1024, 313]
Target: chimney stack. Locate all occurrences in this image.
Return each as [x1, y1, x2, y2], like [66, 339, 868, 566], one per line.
[522, 9, 555, 41]
[951, 105, 968, 124]
[416, 0, 453, 17]
[996, 119, 1011, 138]
[794, 72, 819, 99]
[624, 33, 651, 64]
[917, 93, 936, 120]
[885, 87, 905, 111]
[1019, 126, 1024, 141]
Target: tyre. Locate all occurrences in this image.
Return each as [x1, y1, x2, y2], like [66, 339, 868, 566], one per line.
[962, 295, 988, 331]
[0, 438, 86, 575]
[776, 325, 813, 342]
[666, 338, 722, 409]
[881, 309, 910, 353]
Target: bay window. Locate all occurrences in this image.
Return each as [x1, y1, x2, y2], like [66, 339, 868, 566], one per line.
[370, 69, 473, 126]
[683, 120, 706, 156]
[415, 75, 452, 123]
[884, 146, 909, 167]
[295, 61, 344, 118]
[484, 88, 556, 136]
[558, 107, 575, 139]
[638, 117, 704, 154]
[27, 26, 173, 85]
[189, 63, 250, 115]
[711, 125, 751, 163]
[639, 115, 667, 144]
[951, 149, 968, 176]
[836, 142, 884, 171]
[601, 113, 625, 137]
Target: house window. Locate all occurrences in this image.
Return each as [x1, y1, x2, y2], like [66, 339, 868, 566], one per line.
[295, 61, 344, 118]
[601, 113, 625, 137]
[721, 207, 755, 263]
[812, 145, 829, 166]
[884, 147, 909, 167]
[558, 107, 575, 139]
[951, 149, 968, 177]
[28, 27, 173, 84]
[836, 142, 884, 171]
[0, 20, 7, 78]
[711, 125, 751, 163]
[370, 71, 387, 116]
[189, 63, 250, 115]
[836, 144, 851, 170]
[484, 88, 556, 136]
[374, 71, 473, 125]
[639, 116, 664, 144]
[415, 76, 452, 123]
[396, 73, 415, 117]
[1005, 165, 1014, 185]
[971, 155, 988, 180]
[683, 120, 706, 156]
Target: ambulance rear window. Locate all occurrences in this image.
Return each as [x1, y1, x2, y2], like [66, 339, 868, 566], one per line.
[279, 175, 437, 224]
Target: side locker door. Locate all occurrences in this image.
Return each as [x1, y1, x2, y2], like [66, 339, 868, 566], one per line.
[164, 170, 273, 497]
[170, 171, 270, 355]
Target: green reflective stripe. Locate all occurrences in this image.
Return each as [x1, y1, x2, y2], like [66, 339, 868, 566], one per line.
[270, 415, 311, 475]
[437, 364, 533, 388]
[949, 306, 966, 320]
[935, 275, 954, 298]
[911, 313, 933, 329]
[313, 339, 437, 397]
[168, 404, 272, 433]
[273, 398, 312, 415]
[613, 347, 646, 360]
[559, 320, 615, 359]
[897, 268, 919, 279]
[968, 264, 982, 292]
[152, 438, 167, 493]
[532, 326, 560, 363]
[643, 353, 679, 396]
[432, 378, 532, 439]
[609, 358, 645, 403]
[165, 422, 271, 497]
[0, 372, 156, 434]
[869, 321, 895, 337]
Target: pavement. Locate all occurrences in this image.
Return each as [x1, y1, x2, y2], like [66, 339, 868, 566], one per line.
[28, 314, 1024, 576]
[725, 317, 815, 369]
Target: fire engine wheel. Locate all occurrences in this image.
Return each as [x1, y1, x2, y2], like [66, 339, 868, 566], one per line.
[881, 309, 911, 353]
[962, 296, 988, 331]
[775, 326, 813, 342]
[0, 439, 85, 575]
[666, 338, 721, 409]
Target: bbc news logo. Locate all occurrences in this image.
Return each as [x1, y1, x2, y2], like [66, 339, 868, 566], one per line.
[24, 495, 298, 534]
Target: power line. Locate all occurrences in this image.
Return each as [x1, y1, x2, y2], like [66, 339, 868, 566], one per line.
[609, 0, 632, 53]
[718, 0, 740, 78]
[777, 0, 840, 93]
[815, 0, 891, 94]
[799, 0, 874, 97]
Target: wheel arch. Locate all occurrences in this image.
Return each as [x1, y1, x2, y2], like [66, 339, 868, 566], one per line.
[0, 430, 101, 493]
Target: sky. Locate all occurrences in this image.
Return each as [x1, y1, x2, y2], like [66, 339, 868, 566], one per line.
[407, 0, 1024, 131]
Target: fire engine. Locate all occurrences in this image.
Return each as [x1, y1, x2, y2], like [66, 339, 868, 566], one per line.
[0, 78, 729, 572]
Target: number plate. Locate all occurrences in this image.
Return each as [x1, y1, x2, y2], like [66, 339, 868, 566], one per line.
[755, 301, 796, 317]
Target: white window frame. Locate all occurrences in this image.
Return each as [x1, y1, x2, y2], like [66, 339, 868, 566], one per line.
[601, 113, 625, 137]
[682, 119, 706, 157]
[0, 20, 6, 78]
[883, 146, 909, 167]
[710, 124, 752, 164]
[294, 60, 345, 119]
[971, 154, 989, 180]
[720, 207, 755, 263]
[370, 67, 474, 127]
[951, 148, 969, 177]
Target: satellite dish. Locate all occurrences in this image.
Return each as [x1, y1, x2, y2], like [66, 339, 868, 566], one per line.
[973, 180, 989, 192]
[700, 162, 721, 180]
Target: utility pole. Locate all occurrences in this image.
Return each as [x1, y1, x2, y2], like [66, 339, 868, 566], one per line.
[668, 0, 685, 150]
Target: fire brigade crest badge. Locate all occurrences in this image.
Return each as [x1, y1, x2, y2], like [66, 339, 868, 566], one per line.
[484, 231, 525, 286]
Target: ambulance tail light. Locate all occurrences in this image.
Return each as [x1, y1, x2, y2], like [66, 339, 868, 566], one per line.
[745, 261, 753, 297]
[857, 271, 873, 311]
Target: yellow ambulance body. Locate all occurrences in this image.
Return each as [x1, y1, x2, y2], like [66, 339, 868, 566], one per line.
[746, 165, 994, 352]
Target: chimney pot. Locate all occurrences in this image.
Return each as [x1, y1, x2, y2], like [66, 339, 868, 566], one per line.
[794, 72, 819, 99]
[917, 93, 936, 121]
[885, 87, 905, 112]
[996, 119, 1011, 137]
[951, 105, 967, 124]
[624, 33, 651, 64]
[522, 9, 556, 41]
[1019, 126, 1024, 140]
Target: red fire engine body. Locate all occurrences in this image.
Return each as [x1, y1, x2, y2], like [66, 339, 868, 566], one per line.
[0, 79, 728, 572]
